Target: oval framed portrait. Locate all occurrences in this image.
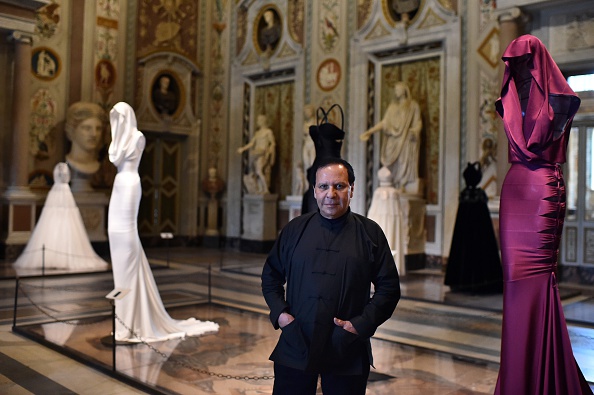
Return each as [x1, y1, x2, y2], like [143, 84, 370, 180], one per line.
[382, 0, 422, 26]
[151, 71, 184, 117]
[316, 58, 341, 92]
[31, 47, 61, 81]
[253, 6, 283, 54]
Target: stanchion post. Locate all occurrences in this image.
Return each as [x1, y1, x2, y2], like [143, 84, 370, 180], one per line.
[166, 238, 170, 268]
[111, 300, 116, 371]
[160, 232, 173, 268]
[208, 264, 212, 304]
[13, 277, 19, 329]
[105, 288, 128, 372]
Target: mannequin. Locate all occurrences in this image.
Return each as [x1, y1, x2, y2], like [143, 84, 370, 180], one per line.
[108, 102, 219, 342]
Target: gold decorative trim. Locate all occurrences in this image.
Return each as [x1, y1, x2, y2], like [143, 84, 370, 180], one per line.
[150, 69, 185, 118]
[252, 4, 283, 56]
[316, 58, 341, 92]
[31, 46, 61, 81]
[478, 28, 500, 68]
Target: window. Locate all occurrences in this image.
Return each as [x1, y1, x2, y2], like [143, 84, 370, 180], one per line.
[568, 73, 594, 92]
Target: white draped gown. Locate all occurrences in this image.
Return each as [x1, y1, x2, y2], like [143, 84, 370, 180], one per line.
[13, 162, 109, 272]
[108, 102, 219, 342]
[367, 166, 405, 276]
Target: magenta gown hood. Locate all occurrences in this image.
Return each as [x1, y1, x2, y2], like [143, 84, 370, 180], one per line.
[495, 34, 580, 165]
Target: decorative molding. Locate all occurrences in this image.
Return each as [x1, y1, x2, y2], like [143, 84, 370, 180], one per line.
[492, 6, 521, 24]
[318, 0, 340, 53]
[365, 20, 391, 41]
[417, 7, 446, 29]
[8, 31, 33, 44]
[241, 49, 260, 66]
[357, 0, 373, 30]
[316, 58, 341, 92]
[135, 51, 200, 134]
[477, 27, 500, 68]
[287, 0, 304, 45]
[277, 42, 297, 58]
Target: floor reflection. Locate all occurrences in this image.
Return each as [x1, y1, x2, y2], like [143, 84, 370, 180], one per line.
[4, 247, 594, 394]
[17, 304, 502, 394]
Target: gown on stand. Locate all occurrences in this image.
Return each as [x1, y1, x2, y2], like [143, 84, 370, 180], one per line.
[13, 162, 109, 272]
[108, 102, 219, 342]
[444, 162, 502, 293]
[494, 35, 591, 394]
[367, 166, 405, 275]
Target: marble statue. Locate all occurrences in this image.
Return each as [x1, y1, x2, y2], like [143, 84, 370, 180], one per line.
[360, 82, 422, 193]
[64, 102, 108, 191]
[237, 114, 276, 195]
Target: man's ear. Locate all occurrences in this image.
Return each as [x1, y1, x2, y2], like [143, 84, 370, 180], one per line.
[350, 183, 354, 198]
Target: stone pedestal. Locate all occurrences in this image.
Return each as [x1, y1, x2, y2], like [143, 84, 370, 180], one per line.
[73, 191, 109, 242]
[240, 194, 277, 252]
[279, 195, 302, 229]
[205, 198, 220, 236]
[1, 187, 39, 247]
[399, 194, 426, 256]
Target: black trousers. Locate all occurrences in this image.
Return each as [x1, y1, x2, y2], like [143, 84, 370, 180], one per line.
[272, 359, 370, 395]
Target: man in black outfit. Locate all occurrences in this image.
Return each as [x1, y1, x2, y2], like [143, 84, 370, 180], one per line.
[262, 157, 401, 394]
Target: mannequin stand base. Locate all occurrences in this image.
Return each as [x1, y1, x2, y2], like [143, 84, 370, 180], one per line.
[100, 335, 136, 347]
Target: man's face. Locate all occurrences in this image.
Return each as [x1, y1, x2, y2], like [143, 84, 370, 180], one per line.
[314, 164, 353, 219]
[73, 117, 102, 153]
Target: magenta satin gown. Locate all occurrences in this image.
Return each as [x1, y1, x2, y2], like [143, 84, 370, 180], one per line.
[495, 35, 590, 394]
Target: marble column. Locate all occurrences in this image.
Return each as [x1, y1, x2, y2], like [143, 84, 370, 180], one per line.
[8, 32, 33, 191]
[2, 32, 38, 254]
[494, 7, 524, 196]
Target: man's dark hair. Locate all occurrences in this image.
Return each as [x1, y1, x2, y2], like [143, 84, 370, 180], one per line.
[315, 157, 355, 185]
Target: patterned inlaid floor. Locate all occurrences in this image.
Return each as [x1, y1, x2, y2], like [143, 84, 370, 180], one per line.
[2, 246, 594, 394]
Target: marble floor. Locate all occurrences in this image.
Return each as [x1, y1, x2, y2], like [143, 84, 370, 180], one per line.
[1, 246, 593, 394]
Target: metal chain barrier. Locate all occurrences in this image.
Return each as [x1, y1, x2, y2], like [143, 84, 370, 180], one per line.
[15, 281, 273, 381]
[20, 281, 106, 294]
[17, 246, 105, 261]
[114, 314, 274, 381]
[18, 283, 108, 326]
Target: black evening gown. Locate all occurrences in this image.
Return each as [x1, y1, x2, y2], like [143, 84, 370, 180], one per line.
[444, 162, 503, 293]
